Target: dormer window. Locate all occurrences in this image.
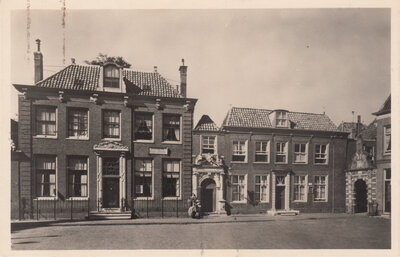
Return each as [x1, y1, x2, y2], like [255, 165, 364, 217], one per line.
[276, 111, 287, 127]
[104, 65, 120, 88]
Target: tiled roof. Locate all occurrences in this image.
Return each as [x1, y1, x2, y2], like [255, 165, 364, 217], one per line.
[373, 95, 391, 116]
[337, 122, 366, 133]
[222, 107, 338, 132]
[359, 120, 377, 140]
[35, 64, 182, 98]
[93, 141, 129, 151]
[194, 115, 219, 131]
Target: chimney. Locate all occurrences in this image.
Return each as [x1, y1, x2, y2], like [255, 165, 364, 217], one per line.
[356, 115, 361, 136]
[179, 59, 187, 98]
[154, 66, 158, 73]
[71, 58, 76, 65]
[34, 39, 43, 83]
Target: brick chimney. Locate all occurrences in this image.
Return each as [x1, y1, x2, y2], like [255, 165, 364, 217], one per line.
[34, 39, 43, 83]
[179, 59, 187, 98]
[356, 115, 361, 136]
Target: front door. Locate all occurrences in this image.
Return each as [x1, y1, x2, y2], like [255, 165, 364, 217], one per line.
[103, 178, 120, 208]
[354, 179, 367, 213]
[275, 186, 285, 210]
[201, 179, 216, 212]
[384, 169, 391, 213]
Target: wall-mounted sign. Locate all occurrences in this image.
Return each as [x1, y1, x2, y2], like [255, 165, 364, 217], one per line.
[149, 147, 168, 155]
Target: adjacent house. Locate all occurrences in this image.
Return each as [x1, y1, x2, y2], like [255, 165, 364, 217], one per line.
[193, 107, 349, 215]
[12, 40, 197, 219]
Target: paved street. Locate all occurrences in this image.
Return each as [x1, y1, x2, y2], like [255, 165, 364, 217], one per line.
[11, 213, 390, 250]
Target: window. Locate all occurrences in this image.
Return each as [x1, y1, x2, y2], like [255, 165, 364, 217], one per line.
[163, 115, 181, 142]
[294, 175, 307, 201]
[255, 175, 269, 202]
[104, 65, 120, 88]
[67, 157, 88, 197]
[103, 157, 120, 176]
[134, 113, 153, 141]
[231, 175, 246, 202]
[68, 108, 88, 138]
[384, 126, 391, 154]
[202, 136, 216, 154]
[103, 110, 120, 139]
[162, 160, 180, 197]
[35, 106, 57, 136]
[255, 141, 269, 163]
[35, 156, 56, 197]
[313, 175, 327, 201]
[276, 111, 287, 127]
[232, 140, 247, 162]
[275, 142, 288, 163]
[135, 159, 153, 198]
[294, 143, 308, 164]
[384, 169, 391, 213]
[315, 144, 328, 164]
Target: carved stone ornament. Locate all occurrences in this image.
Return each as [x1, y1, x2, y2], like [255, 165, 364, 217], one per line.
[156, 98, 162, 110]
[123, 96, 129, 107]
[90, 93, 99, 104]
[58, 91, 65, 103]
[184, 100, 192, 111]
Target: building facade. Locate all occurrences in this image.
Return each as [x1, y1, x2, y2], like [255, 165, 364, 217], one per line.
[11, 41, 197, 219]
[192, 108, 349, 215]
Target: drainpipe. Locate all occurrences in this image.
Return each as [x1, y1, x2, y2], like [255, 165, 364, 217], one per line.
[331, 136, 335, 213]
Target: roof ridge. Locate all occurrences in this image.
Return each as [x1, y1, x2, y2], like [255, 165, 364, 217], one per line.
[231, 106, 272, 112]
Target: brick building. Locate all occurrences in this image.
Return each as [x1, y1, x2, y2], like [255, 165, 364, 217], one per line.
[12, 40, 197, 219]
[193, 107, 349, 215]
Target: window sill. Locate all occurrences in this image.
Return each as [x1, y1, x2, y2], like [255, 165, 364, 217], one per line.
[383, 152, 391, 156]
[293, 200, 308, 203]
[33, 135, 58, 140]
[293, 162, 308, 165]
[258, 201, 269, 203]
[254, 162, 270, 164]
[67, 197, 88, 200]
[134, 140, 155, 144]
[313, 199, 328, 202]
[66, 137, 89, 141]
[231, 161, 248, 164]
[275, 162, 288, 165]
[162, 141, 182, 145]
[34, 197, 57, 200]
[135, 197, 154, 200]
[231, 200, 247, 204]
[162, 197, 182, 200]
[102, 138, 122, 141]
[314, 163, 328, 166]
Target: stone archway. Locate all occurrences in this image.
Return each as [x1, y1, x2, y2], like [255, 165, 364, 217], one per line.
[200, 178, 216, 213]
[354, 179, 368, 213]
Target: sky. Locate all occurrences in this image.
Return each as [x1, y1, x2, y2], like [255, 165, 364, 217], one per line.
[10, 8, 391, 127]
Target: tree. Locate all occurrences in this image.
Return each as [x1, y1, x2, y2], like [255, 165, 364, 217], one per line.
[84, 53, 132, 68]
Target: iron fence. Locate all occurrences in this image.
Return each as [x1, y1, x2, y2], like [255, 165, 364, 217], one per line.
[28, 198, 90, 221]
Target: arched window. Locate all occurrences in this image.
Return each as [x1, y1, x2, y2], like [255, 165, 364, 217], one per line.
[104, 65, 120, 88]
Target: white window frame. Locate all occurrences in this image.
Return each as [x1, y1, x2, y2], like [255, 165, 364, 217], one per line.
[35, 155, 58, 200]
[384, 125, 391, 155]
[134, 112, 154, 143]
[293, 142, 308, 164]
[34, 106, 58, 139]
[313, 175, 328, 202]
[162, 114, 182, 144]
[232, 140, 248, 163]
[201, 135, 217, 155]
[102, 109, 121, 141]
[314, 144, 329, 165]
[67, 156, 89, 199]
[276, 111, 288, 128]
[134, 159, 154, 200]
[231, 174, 247, 203]
[67, 108, 89, 140]
[254, 141, 270, 163]
[162, 159, 182, 200]
[275, 142, 288, 164]
[255, 175, 269, 203]
[293, 175, 308, 202]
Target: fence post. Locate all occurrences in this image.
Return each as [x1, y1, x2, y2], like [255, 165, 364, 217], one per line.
[87, 198, 90, 218]
[54, 199, 56, 220]
[36, 200, 39, 220]
[70, 199, 73, 221]
[176, 196, 179, 218]
[146, 196, 149, 218]
[161, 198, 164, 218]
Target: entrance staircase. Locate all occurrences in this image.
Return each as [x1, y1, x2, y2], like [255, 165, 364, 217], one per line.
[87, 211, 132, 220]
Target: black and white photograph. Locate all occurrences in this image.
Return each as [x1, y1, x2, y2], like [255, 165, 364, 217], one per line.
[2, 0, 398, 255]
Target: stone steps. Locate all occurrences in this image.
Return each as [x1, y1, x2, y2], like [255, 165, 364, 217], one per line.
[88, 211, 132, 220]
[267, 210, 300, 216]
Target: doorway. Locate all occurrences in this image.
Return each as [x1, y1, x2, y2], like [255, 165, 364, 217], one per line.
[354, 179, 367, 213]
[201, 178, 216, 212]
[275, 186, 285, 210]
[103, 178, 120, 208]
